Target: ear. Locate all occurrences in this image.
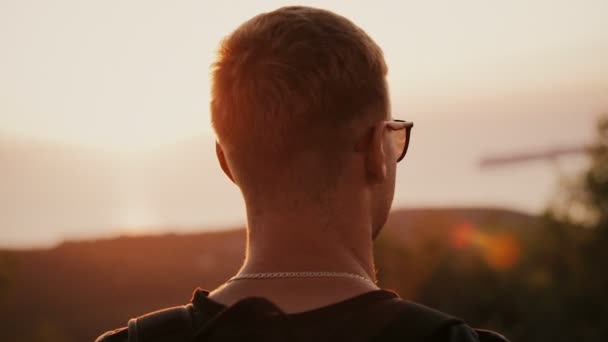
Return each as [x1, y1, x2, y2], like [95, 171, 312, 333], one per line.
[216, 142, 236, 184]
[365, 123, 387, 182]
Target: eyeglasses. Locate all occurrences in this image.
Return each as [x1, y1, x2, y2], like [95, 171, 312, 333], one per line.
[387, 119, 414, 162]
[355, 119, 414, 163]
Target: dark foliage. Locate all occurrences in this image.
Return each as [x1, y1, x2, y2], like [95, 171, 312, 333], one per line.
[411, 115, 608, 341]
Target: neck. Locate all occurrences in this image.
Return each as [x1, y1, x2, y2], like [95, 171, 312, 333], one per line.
[238, 194, 377, 282]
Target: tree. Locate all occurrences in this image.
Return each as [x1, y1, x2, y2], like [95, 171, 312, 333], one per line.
[415, 115, 608, 341]
[544, 114, 608, 340]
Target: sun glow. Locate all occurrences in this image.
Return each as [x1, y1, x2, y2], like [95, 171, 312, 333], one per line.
[1, 1, 606, 152]
[451, 222, 522, 271]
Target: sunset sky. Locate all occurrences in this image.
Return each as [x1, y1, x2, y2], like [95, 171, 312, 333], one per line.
[1, 0, 607, 247]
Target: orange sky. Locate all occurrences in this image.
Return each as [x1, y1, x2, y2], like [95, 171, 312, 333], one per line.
[1, 1, 607, 247]
[1, 0, 607, 150]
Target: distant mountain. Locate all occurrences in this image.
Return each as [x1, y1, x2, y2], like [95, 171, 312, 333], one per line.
[0, 133, 558, 248]
[0, 137, 125, 246]
[0, 207, 538, 342]
[0, 136, 241, 247]
[378, 207, 538, 299]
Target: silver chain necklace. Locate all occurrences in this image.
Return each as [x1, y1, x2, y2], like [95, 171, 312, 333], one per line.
[227, 271, 376, 285]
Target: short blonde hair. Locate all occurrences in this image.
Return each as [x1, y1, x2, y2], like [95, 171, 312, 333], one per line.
[211, 6, 388, 160]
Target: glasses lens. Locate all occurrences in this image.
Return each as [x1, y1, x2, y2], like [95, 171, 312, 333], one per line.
[392, 128, 407, 162]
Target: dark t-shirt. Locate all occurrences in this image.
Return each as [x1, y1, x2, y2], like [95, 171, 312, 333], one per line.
[96, 289, 480, 342]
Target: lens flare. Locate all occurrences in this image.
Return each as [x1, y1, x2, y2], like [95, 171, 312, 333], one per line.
[450, 222, 521, 271]
[483, 233, 521, 271]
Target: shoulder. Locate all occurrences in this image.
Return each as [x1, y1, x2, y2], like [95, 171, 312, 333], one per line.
[94, 327, 128, 342]
[95, 288, 209, 342]
[427, 322, 480, 342]
[374, 299, 509, 342]
[473, 329, 510, 342]
[374, 321, 484, 342]
[429, 325, 510, 342]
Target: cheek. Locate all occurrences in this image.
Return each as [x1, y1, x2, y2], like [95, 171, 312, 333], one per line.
[385, 165, 397, 212]
[371, 180, 395, 239]
[387, 162, 397, 193]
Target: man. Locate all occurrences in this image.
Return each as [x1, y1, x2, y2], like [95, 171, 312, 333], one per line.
[97, 6, 507, 342]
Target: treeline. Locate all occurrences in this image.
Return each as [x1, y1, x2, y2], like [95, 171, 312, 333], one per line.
[376, 116, 608, 341]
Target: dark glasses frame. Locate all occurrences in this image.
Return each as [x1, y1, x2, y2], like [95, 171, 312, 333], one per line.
[354, 119, 414, 163]
[387, 119, 414, 162]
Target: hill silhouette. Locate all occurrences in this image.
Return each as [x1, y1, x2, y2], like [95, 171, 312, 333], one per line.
[1, 131, 554, 248]
[0, 135, 238, 248]
[0, 207, 537, 342]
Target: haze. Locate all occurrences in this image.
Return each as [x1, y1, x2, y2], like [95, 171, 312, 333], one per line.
[1, 0, 607, 247]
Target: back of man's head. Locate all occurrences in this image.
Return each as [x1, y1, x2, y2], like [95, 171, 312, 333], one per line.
[211, 6, 388, 196]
